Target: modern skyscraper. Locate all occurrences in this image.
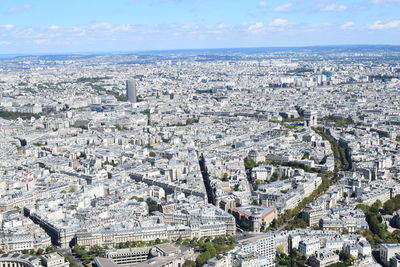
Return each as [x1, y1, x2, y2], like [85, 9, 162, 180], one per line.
[126, 80, 137, 103]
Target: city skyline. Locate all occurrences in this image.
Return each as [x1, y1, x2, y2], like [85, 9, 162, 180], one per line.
[0, 25, 400, 267]
[0, 0, 399, 54]
[1, 1, 400, 266]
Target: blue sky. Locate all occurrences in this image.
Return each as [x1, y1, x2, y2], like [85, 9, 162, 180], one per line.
[0, 0, 399, 54]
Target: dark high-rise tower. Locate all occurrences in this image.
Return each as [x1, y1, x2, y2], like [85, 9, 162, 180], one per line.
[126, 80, 137, 103]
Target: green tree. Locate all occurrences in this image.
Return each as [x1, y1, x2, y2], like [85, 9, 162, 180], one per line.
[383, 195, 400, 215]
[183, 260, 196, 267]
[196, 251, 211, 266]
[228, 236, 237, 244]
[204, 242, 217, 258]
[244, 158, 257, 170]
[146, 198, 158, 214]
[286, 218, 307, 230]
[271, 172, 279, 182]
[64, 256, 78, 267]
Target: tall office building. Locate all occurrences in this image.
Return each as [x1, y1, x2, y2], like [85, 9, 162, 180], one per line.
[126, 80, 137, 103]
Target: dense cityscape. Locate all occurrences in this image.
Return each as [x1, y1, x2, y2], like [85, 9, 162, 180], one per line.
[0, 45, 399, 267]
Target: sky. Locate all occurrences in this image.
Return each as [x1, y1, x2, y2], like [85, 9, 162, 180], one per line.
[0, 0, 399, 54]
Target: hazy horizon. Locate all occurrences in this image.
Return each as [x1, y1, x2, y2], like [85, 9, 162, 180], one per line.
[1, 44, 400, 58]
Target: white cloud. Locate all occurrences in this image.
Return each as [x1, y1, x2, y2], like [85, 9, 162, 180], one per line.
[1, 24, 15, 29]
[368, 20, 400, 29]
[258, 1, 267, 8]
[91, 23, 114, 30]
[70, 26, 86, 36]
[182, 23, 198, 30]
[33, 39, 48, 44]
[71, 26, 83, 32]
[248, 22, 265, 33]
[8, 20, 400, 50]
[372, 0, 400, 4]
[7, 4, 32, 14]
[206, 24, 227, 34]
[116, 24, 132, 31]
[0, 41, 12, 45]
[90, 23, 133, 33]
[322, 4, 347, 11]
[270, 18, 289, 27]
[340, 21, 355, 30]
[275, 3, 293, 12]
[48, 25, 60, 30]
